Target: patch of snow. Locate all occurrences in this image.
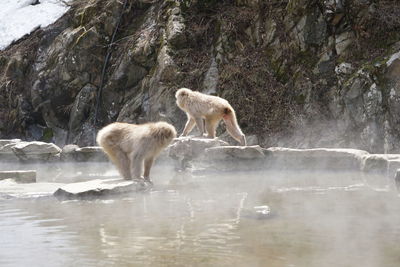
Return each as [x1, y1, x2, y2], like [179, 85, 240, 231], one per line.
[390, 88, 396, 98]
[0, 0, 69, 50]
[387, 51, 400, 66]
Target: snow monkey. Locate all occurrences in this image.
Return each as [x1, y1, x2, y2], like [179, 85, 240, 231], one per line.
[96, 122, 177, 183]
[175, 88, 246, 146]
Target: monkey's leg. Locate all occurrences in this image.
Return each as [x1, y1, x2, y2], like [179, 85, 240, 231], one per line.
[113, 149, 131, 179]
[194, 117, 205, 137]
[143, 157, 154, 184]
[181, 117, 196, 136]
[130, 153, 144, 180]
[205, 118, 218, 139]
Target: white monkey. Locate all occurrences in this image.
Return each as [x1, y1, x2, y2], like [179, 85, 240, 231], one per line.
[96, 121, 176, 183]
[175, 88, 246, 146]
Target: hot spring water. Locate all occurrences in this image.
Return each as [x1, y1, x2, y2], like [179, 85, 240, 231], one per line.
[0, 163, 399, 267]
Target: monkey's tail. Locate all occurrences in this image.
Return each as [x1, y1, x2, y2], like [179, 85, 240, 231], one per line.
[223, 108, 241, 132]
[223, 107, 246, 146]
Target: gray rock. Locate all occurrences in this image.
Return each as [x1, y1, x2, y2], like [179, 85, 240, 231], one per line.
[245, 135, 259, 146]
[168, 137, 229, 160]
[361, 154, 389, 173]
[67, 84, 97, 145]
[53, 178, 151, 200]
[303, 8, 327, 47]
[75, 146, 108, 162]
[192, 145, 267, 172]
[395, 169, 400, 191]
[0, 170, 36, 183]
[335, 62, 354, 76]
[156, 45, 178, 82]
[387, 156, 400, 177]
[202, 145, 266, 160]
[203, 58, 219, 95]
[11, 141, 61, 162]
[264, 18, 277, 45]
[266, 147, 369, 171]
[61, 145, 108, 162]
[0, 139, 21, 147]
[166, 10, 186, 48]
[62, 145, 79, 153]
[335, 31, 355, 56]
[0, 142, 20, 162]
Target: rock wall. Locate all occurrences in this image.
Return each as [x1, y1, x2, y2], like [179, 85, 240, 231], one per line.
[1, 0, 400, 153]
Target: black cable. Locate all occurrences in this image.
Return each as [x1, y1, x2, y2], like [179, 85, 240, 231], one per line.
[92, 0, 129, 137]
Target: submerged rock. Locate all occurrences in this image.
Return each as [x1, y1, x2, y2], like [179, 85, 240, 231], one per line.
[53, 178, 152, 200]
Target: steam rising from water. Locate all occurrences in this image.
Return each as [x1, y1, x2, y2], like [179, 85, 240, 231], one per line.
[0, 161, 400, 266]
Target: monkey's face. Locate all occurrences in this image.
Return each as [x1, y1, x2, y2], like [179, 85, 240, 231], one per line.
[161, 127, 177, 141]
[152, 123, 177, 144]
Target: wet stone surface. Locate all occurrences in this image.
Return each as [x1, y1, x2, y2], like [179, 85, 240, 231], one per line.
[53, 178, 152, 200]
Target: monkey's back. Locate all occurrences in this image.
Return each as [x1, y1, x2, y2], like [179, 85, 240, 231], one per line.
[97, 122, 176, 156]
[97, 123, 135, 151]
[188, 90, 232, 117]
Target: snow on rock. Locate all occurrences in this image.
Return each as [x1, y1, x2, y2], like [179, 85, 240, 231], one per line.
[0, 0, 69, 50]
[387, 50, 400, 67]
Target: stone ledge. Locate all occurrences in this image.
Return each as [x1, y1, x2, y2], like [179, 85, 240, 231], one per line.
[362, 154, 392, 173]
[190, 146, 266, 172]
[61, 145, 108, 162]
[168, 137, 229, 160]
[0, 139, 21, 147]
[265, 147, 370, 171]
[0, 143, 20, 161]
[1, 141, 62, 162]
[202, 145, 266, 160]
[0, 170, 37, 183]
[53, 178, 151, 200]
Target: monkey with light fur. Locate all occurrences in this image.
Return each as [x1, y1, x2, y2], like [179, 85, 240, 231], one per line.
[175, 88, 246, 146]
[96, 121, 176, 183]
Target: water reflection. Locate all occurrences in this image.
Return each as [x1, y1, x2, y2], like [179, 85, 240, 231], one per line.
[0, 168, 400, 266]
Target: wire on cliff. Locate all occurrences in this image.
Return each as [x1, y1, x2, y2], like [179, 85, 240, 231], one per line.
[92, 0, 129, 140]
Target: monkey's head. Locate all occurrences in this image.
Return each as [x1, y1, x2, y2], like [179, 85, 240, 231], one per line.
[175, 88, 192, 109]
[151, 122, 177, 145]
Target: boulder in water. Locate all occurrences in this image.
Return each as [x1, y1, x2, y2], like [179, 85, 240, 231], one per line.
[53, 178, 151, 200]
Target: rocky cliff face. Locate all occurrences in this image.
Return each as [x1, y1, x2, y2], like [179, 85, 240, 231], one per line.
[1, 0, 400, 153]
